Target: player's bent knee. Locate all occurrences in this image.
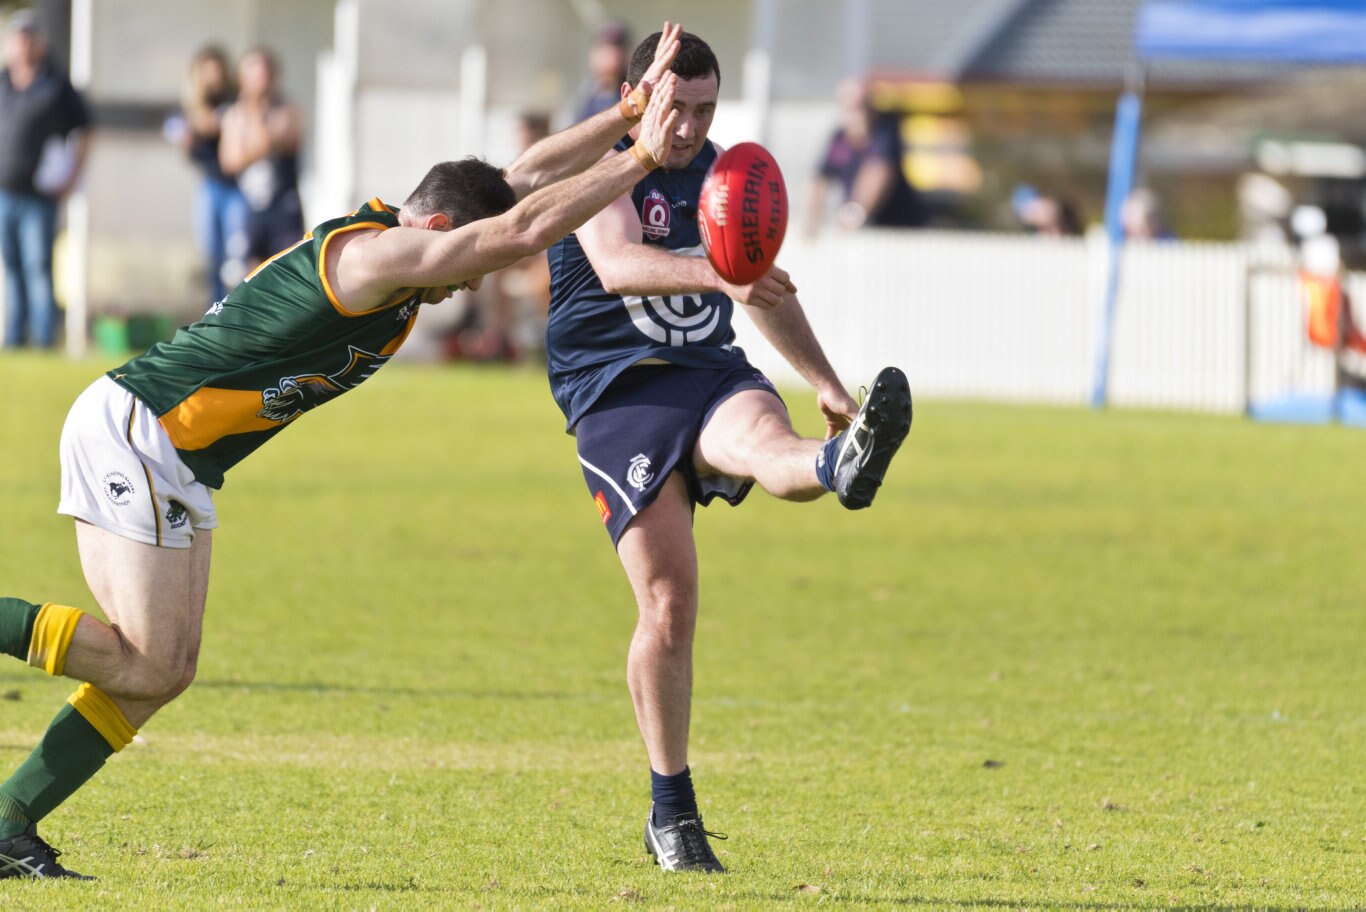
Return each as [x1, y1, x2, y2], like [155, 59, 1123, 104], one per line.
[637, 594, 698, 651]
[112, 655, 191, 703]
[169, 658, 199, 700]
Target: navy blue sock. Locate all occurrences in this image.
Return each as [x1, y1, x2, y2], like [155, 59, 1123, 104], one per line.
[815, 435, 843, 492]
[650, 766, 698, 825]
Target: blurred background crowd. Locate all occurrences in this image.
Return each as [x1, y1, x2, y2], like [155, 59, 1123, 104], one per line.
[2, 0, 1365, 400]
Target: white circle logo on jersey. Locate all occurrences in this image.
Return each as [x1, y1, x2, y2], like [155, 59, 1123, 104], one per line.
[641, 189, 671, 240]
[623, 245, 724, 346]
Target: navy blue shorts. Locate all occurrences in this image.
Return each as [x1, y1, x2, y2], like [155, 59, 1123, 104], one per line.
[575, 362, 783, 547]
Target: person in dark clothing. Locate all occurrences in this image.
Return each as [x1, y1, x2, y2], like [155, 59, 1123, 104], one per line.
[808, 79, 924, 232]
[166, 45, 247, 304]
[218, 47, 304, 270]
[0, 9, 90, 348]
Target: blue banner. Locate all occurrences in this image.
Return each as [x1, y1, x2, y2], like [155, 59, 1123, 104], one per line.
[1137, 0, 1366, 63]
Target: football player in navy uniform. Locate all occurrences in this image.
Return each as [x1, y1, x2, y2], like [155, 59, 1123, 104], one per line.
[545, 30, 913, 872]
[0, 28, 686, 882]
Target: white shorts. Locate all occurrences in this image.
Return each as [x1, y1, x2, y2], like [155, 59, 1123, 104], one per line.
[58, 376, 217, 549]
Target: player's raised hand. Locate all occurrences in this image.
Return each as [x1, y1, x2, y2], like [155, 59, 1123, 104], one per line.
[633, 72, 678, 169]
[724, 264, 797, 310]
[638, 22, 683, 92]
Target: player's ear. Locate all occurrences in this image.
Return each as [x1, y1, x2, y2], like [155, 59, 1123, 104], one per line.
[425, 212, 452, 231]
[620, 82, 633, 100]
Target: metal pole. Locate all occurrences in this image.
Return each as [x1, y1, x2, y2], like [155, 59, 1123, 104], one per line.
[1090, 65, 1145, 408]
[65, 0, 92, 358]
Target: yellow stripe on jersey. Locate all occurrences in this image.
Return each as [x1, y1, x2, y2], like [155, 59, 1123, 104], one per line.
[381, 307, 420, 356]
[27, 603, 83, 676]
[69, 683, 138, 752]
[160, 386, 286, 451]
[243, 233, 314, 284]
[319, 221, 403, 317]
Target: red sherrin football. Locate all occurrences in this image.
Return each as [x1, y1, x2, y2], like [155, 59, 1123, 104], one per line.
[698, 142, 788, 286]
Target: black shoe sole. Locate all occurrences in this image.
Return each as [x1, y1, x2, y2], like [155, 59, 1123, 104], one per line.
[838, 366, 913, 510]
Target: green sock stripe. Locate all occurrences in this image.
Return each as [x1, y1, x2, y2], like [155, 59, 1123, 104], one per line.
[0, 598, 42, 662]
[0, 794, 29, 825]
[0, 704, 114, 832]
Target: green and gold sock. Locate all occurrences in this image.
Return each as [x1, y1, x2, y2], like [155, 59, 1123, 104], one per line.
[0, 597, 42, 661]
[1, 599, 84, 675]
[0, 684, 137, 840]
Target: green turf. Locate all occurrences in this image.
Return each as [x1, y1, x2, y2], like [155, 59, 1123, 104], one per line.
[1, 352, 1364, 909]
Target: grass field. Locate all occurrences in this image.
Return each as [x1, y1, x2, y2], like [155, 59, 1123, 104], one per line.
[2, 352, 1365, 909]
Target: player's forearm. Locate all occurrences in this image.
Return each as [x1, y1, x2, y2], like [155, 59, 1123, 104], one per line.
[506, 106, 636, 199]
[745, 294, 842, 392]
[423, 153, 653, 287]
[593, 245, 725, 298]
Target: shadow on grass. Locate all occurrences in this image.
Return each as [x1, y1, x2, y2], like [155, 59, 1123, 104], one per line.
[0, 671, 611, 705]
[192, 677, 614, 704]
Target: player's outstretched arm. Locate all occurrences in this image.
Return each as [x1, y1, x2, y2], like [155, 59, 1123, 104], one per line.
[741, 287, 857, 437]
[504, 22, 681, 200]
[330, 75, 678, 305]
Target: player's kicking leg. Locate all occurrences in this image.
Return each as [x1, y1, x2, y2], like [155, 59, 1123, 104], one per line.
[0, 524, 209, 880]
[616, 474, 726, 873]
[695, 366, 912, 508]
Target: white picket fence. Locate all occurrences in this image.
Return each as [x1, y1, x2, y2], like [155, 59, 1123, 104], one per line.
[4, 226, 1356, 417]
[733, 230, 1362, 415]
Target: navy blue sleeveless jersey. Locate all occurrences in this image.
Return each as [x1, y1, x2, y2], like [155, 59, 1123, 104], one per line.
[546, 138, 747, 429]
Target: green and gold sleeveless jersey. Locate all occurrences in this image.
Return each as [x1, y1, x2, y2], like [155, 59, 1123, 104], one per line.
[110, 198, 423, 489]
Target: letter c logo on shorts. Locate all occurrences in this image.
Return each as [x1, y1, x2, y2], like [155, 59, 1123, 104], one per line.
[627, 454, 655, 492]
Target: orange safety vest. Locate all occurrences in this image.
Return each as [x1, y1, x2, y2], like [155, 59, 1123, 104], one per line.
[1302, 271, 1366, 354]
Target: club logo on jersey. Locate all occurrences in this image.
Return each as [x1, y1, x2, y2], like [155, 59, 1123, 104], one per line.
[103, 471, 135, 506]
[205, 301, 224, 317]
[594, 490, 612, 524]
[622, 245, 725, 346]
[259, 345, 391, 423]
[641, 189, 671, 240]
[627, 454, 654, 492]
[165, 500, 189, 529]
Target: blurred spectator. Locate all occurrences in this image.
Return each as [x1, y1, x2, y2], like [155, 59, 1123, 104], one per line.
[0, 9, 89, 349]
[219, 47, 303, 271]
[575, 21, 631, 122]
[164, 45, 247, 305]
[446, 112, 552, 362]
[1121, 187, 1175, 241]
[1013, 185, 1084, 237]
[807, 78, 926, 234]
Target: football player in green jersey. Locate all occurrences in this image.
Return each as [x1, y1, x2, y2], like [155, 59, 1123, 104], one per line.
[0, 25, 683, 880]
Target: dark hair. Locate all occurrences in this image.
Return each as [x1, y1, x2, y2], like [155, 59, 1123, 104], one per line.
[404, 158, 516, 229]
[627, 30, 719, 88]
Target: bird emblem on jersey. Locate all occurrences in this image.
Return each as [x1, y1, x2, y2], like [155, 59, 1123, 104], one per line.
[259, 345, 391, 423]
